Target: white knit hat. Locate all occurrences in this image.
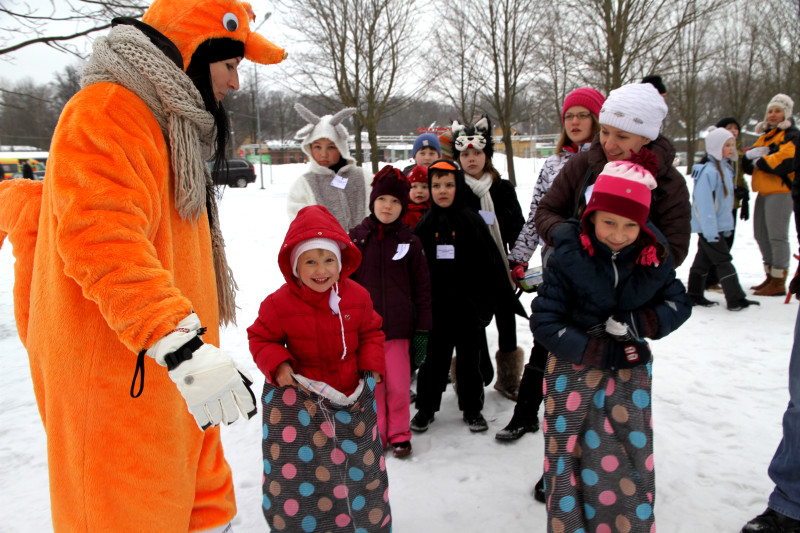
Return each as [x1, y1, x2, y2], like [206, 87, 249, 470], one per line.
[756, 93, 794, 133]
[599, 83, 668, 141]
[290, 238, 343, 277]
[704, 127, 734, 161]
[294, 103, 356, 167]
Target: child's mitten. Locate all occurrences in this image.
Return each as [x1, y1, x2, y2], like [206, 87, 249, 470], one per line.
[409, 330, 429, 367]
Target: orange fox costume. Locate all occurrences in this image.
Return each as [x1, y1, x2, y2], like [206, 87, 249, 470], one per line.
[0, 1, 283, 531]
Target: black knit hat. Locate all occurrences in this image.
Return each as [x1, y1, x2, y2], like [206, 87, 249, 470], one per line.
[642, 75, 667, 95]
[451, 115, 494, 161]
[369, 166, 410, 217]
[715, 117, 741, 131]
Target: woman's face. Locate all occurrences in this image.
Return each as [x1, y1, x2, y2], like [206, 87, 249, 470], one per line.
[459, 147, 487, 177]
[209, 57, 242, 104]
[600, 124, 651, 162]
[563, 105, 594, 145]
[724, 123, 739, 139]
[767, 106, 785, 127]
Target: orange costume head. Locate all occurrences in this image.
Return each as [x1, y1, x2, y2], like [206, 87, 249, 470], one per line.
[141, 0, 284, 70]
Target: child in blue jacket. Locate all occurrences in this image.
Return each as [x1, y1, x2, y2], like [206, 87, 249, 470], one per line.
[532, 160, 691, 533]
[688, 127, 759, 310]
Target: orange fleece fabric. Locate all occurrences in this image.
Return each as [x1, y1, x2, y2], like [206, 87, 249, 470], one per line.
[23, 80, 235, 532]
[0, 0, 287, 528]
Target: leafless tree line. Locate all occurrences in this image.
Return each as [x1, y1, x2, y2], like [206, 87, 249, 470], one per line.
[1, 0, 798, 180]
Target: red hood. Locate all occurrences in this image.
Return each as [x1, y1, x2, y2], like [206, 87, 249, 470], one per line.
[279, 205, 361, 286]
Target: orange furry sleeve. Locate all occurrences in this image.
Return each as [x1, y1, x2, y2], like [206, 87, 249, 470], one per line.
[49, 84, 192, 352]
[0, 179, 43, 346]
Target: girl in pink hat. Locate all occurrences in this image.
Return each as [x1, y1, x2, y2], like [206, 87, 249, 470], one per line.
[498, 86, 605, 443]
[532, 160, 691, 532]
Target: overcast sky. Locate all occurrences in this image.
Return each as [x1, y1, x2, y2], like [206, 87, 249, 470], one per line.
[1, 0, 285, 87]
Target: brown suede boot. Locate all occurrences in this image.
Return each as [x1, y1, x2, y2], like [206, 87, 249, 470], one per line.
[754, 268, 787, 296]
[750, 264, 771, 290]
[493, 347, 525, 401]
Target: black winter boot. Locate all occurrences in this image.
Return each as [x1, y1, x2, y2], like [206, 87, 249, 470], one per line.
[688, 270, 718, 307]
[719, 264, 761, 311]
[741, 508, 800, 532]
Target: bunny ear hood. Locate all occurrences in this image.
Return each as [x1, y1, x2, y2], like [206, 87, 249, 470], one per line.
[141, 0, 285, 71]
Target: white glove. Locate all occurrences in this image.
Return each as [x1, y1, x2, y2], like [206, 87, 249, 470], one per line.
[147, 313, 257, 430]
[604, 316, 634, 341]
[745, 146, 770, 160]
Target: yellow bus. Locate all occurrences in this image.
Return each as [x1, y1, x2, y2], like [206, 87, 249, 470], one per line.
[0, 151, 48, 180]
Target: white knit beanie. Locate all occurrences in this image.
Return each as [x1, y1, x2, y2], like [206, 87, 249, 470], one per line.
[599, 83, 668, 141]
[295, 103, 356, 167]
[756, 93, 795, 133]
[704, 127, 734, 161]
[291, 238, 343, 277]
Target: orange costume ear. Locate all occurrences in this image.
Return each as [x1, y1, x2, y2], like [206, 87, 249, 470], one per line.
[141, 0, 285, 70]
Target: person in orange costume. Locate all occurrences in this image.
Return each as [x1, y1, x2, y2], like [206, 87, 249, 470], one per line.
[0, 1, 284, 531]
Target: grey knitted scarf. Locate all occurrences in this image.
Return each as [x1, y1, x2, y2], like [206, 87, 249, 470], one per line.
[81, 24, 238, 326]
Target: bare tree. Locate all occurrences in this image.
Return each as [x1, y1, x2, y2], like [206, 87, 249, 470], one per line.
[432, 10, 483, 123]
[670, 0, 715, 173]
[561, 0, 725, 93]
[0, 80, 58, 148]
[0, 1, 146, 57]
[275, 0, 422, 172]
[532, 5, 585, 130]
[51, 63, 84, 111]
[436, 0, 540, 185]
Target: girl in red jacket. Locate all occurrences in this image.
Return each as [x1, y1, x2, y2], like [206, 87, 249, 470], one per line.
[248, 205, 385, 397]
[350, 166, 433, 458]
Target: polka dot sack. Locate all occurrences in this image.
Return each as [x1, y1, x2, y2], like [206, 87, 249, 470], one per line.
[542, 354, 655, 533]
[261, 375, 392, 532]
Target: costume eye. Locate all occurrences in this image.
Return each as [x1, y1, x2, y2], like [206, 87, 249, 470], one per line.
[222, 13, 239, 32]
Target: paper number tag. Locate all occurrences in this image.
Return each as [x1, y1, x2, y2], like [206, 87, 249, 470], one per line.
[393, 243, 410, 260]
[436, 244, 455, 259]
[478, 210, 495, 225]
[331, 175, 348, 189]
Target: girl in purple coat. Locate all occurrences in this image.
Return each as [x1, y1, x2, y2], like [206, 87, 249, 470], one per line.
[350, 166, 433, 458]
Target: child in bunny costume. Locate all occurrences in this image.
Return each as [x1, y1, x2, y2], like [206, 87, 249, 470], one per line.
[288, 103, 372, 231]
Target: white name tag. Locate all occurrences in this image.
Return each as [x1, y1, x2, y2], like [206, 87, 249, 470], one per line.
[331, 175, 349, 189]
[584, 184, 595, 206]
[478, 209, 496, 225]
[393, 243, 410, 260]
[436, 244, 455, 259]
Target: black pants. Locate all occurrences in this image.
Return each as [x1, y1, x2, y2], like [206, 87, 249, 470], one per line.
[509, 337, 548, 425]
[494, 303, 518, 353]
[707, 209, 737, 286]
[416, 310, 486, 414]
[690, 234, 745, 303]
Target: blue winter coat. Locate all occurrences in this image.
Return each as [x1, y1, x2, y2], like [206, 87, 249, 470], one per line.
[531, 220, 691, 365]
[690, 157, 735, 241]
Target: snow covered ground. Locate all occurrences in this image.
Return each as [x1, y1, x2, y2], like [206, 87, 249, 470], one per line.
[0, 156, 795, 532]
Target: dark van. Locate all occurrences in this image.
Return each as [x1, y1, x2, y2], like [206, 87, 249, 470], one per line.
[208, 159, 257, 188]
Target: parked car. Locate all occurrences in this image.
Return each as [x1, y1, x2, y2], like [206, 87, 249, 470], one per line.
[208, 158, 256, 188]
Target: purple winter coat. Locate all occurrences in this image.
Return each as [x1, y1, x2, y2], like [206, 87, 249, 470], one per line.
[349, 215, 433, 340]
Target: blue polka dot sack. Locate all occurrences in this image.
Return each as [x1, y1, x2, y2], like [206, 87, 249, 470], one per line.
[261, 374, 392, 532]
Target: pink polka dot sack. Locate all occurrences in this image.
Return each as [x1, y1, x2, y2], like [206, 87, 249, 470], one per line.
[261, 375, 392, 532]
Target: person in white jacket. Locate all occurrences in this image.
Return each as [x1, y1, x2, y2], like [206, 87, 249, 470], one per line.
[287, 103, 370, 231]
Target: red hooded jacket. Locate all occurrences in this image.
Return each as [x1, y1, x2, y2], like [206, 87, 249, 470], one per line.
[247, 205, 385, 395]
